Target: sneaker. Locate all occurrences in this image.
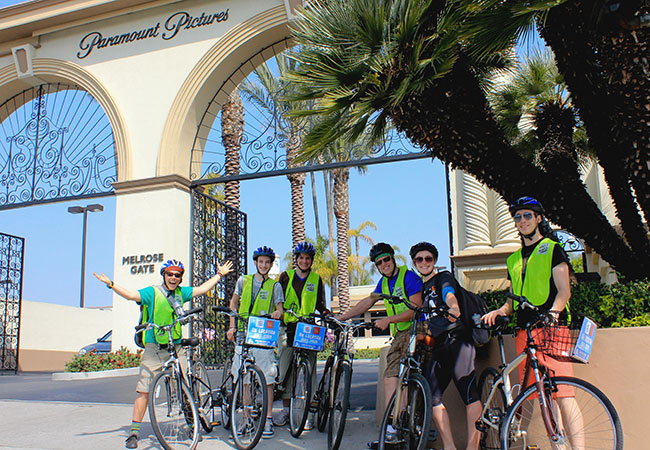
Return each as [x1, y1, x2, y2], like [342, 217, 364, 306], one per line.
[273, 409, 290, 427]
[385, 425, 399, 443]
[237, 419, 254, 436]
[304, 413, 314, 431]
[125, 434, 138, 449]
[262, 418, 275, 439]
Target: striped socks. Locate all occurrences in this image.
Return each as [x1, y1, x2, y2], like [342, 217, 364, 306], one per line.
[130, 420, 141, 437]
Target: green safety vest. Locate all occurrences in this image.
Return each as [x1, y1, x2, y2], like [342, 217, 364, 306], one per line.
[507, 238, 559, 308]
[283, 270, 320, 323]
[146, 287, 184, 345]
[382, 266, 412, 336]
[239, 275, 276, 331]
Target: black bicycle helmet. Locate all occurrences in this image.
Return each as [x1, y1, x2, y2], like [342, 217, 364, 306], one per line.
[253, 246, 275, 262]
[509, 196, 545, 216]
[293, 241, 316, 257]
[160, 259, 184, 275]
[409, 242, 438, 261]
[369, 242, 395, 263]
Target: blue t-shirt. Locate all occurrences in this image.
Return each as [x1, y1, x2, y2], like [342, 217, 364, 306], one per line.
[372, 268, 423, 298]
[138, 286, 194, 344]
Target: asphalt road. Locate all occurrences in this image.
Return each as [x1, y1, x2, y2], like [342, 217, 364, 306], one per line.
[0, 359, 380, 410]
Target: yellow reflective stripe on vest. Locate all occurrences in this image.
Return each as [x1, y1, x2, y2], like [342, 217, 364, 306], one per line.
[283, 270, 319, 323]
[148, 287, 183, 345]
[381, 266, 411, 335]
[507, 238, 555, 307]
[239, 275, 275, 331]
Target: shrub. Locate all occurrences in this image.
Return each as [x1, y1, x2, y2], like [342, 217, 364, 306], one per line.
[478, 278, 650, 329]
[65, 346, 142, 372]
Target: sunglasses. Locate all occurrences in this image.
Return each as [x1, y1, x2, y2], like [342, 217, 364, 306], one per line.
[165, 272, 182, 279]
[414, 256, 434, 263]
[513, 212, 534, 223]
[375, 256, 392, 266]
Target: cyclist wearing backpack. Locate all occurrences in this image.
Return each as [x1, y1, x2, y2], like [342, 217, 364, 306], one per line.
[410, 242, 481, 450]
[93, 258, 233, 449]
[335, 242, 422, 441]
[226, 245, 285, 439]
[482, 196, 575, 394]
[274, 241, 331, 429]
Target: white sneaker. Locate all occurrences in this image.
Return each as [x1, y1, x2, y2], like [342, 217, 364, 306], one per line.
[304, 413, 314, 431]
[273, 409, 290, 427]
[262, 418, 274, 439]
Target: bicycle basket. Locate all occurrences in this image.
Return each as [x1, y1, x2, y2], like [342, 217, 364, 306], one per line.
[538, 317, 597, 364]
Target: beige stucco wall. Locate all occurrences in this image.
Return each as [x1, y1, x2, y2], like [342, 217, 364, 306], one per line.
[18, 300, 112, 371]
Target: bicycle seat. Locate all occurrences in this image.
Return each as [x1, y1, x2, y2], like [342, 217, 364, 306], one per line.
[181, 337, 200, 347]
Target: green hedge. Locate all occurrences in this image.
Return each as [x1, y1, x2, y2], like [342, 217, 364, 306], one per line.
[65, 346, 142, 372]
[317, 343, 381, 360]
[478, 279, 650, 328]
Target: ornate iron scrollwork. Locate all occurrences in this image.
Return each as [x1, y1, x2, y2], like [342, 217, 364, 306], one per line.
[0, 232, 24, 373]
[0, 84, 116, 209]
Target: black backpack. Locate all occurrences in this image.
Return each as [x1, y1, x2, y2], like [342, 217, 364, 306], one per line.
[134, 303, 148, 349]
[435, 271, 490, 347]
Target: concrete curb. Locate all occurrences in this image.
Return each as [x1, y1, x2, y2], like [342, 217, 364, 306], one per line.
[51, 367, 139, 381]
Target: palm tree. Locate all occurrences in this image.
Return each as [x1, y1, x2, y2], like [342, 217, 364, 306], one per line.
[287, 0, 649, 279]
[348, 220, 377, 284]
[239, 52, 310, 246]
[221, 90, 244, 209]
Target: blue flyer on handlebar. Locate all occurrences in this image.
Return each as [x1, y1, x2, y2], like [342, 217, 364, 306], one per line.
[245, 316, 280, 348]
[293, 322, 326, 351]
[572, 317, 597, 363]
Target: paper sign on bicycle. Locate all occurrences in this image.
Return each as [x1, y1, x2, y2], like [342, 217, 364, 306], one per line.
[571, 317, 597, 363]
[245, 316, 280, 348]
[292, 322, 326, 351]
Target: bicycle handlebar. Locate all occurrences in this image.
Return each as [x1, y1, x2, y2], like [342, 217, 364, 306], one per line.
[371, 292, 458, 320]
[134, 306, 204, 332]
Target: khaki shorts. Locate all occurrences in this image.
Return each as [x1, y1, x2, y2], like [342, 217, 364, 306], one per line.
[136, 343, 188, 394]
[231, 344, 277, 385]
[384, 327, 412, 378]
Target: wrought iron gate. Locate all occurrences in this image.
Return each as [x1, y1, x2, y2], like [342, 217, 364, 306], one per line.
[0, 232, 24, 374]
[190, 189, 246, 368]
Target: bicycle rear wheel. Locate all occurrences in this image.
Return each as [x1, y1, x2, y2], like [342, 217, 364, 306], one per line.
[316, 357, 333, 432]
[378, 373, 432, 450]
[149, 369, 200, 450]
[328, 361, 351, 450]
[478, 367, 506, 450]
[289, 358, 312, 437]
[230, 365, 268, 450]
[501, 376, 623, 450]
[192, 361, 214, 433]
[219, 357, 233, 430]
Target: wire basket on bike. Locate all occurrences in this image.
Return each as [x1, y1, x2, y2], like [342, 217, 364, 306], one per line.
[538, 320, 583, 363]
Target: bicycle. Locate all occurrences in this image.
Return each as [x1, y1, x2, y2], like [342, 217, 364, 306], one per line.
[476, 292, 623, 450]
[373, 292, 452, 450]
[212, 306, 273, 450]
[279, 309, 325, 438]
[313, 314, 375, 450]
[136, 306, 205, 450]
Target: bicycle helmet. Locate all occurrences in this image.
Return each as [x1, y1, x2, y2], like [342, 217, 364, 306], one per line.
[409, 242, 438, 261]
[293, 241, 316, 257]
[253, 246, 275, 262]
[509, 196, 545, 216]
[160, 259, 184, 275]
[369, 242, 395, 263]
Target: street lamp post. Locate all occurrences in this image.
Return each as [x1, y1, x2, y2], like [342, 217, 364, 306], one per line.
[68, 203, 103, 308]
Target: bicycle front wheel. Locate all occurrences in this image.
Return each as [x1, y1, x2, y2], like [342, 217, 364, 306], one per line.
[378, 373, 432, 450]
[328, 361, 351, 450]
[501, 376, 623, 450]
[316, 357, 333, 432]
[289, 358, 312, 437]
[230, 365, 268, 450]
[478, 367, 506, 450]
[192, 361, 214, 433]
[149, 370, 200, 450]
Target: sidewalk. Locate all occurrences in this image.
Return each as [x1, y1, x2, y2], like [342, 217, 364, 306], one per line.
[0, 399, 379, 450]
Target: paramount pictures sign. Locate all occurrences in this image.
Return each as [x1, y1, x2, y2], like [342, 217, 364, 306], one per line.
[77, 8, 229, 59]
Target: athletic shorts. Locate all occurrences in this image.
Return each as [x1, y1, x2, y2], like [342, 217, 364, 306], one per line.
[425, 337, 479, 406]
[384, 328, 411, 378]
[515, 328, 575, 398]
[136, 343, 188, 394]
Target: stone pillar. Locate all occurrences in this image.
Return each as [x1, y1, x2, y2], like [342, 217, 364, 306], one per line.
[110, 175, 192, 351]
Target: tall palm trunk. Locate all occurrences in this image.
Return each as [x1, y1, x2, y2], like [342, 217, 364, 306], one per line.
[310, 172, 321, 237]
[222, 90, 243, 209]
[388, 57, 648, 278]
[333, 167, 350, 313]
[286, 129, 306, 246]
[324, 170, 335, 252]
